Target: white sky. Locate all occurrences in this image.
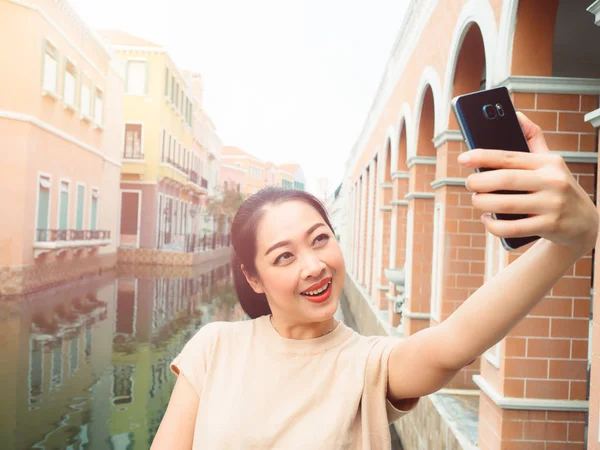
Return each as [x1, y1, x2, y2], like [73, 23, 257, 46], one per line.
[70, 0, 410, 195]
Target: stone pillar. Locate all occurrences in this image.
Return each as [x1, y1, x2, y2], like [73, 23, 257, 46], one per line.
[402, 157, 436, 337]
[365, 160, 376, 292]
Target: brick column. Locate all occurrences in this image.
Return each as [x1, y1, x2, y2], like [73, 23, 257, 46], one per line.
[402, 157, 436, 337]
[585, 105, 600, 448]
[388, 171, 409, 326]
[373, 180, 393, 312]
[352, 182, 361, 280]
[475, 92, 597, 449]
[358, 174, 367, 285]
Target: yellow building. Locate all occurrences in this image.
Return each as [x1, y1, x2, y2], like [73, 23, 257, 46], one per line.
[97, 31, 208, 253]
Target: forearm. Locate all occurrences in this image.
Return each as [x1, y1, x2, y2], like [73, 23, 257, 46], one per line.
[439, 238, 585, 369]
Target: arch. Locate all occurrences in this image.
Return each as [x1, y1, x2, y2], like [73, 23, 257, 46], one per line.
[440, 0, 498, 131]
[495, 0, 519, 84]
[381, 125, 396, 182]
[412, 66, 444, 145]
[392, 103, 414, 171]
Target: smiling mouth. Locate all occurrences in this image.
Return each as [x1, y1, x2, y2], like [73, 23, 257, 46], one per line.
[301, 280, 332, 297]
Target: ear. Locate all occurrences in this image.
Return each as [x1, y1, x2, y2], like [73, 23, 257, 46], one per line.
[241, 264, 264, 294]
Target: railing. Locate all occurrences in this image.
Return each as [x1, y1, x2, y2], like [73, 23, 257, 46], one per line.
[123, 150, 144, 160]
[36, 229, 111, 242]
[185, 232, 231, 252]
[163, 158, 190, 175]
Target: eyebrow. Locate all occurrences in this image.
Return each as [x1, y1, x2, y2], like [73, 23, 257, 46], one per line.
[264, 223, 326, 256]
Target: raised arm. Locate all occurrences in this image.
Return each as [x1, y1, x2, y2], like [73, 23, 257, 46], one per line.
[386, 113, 599, 402]
[151, 374, 199, 449]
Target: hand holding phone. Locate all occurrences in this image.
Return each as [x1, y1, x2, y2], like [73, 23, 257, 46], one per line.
[452, 87, 598, 255]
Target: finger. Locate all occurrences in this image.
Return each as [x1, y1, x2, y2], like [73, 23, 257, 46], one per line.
[472, 193, 548, 215]
[466, 169, 544, 193]
[460, 149, 555, 171]
[516, 112, 551, 155]
[481, 213, 547, 239]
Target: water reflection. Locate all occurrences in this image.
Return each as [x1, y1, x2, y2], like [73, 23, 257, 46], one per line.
[0, 256, 242, 450]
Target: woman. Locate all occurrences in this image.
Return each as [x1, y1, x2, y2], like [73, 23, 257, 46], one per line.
[151, 113, 598, 449]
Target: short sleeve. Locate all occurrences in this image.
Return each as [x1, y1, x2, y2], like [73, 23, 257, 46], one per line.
[363, 337, 420, 425]
[170, 322, 220, 397]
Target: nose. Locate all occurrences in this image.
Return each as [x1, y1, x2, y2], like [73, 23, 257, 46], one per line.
[300, 250, 326, 280]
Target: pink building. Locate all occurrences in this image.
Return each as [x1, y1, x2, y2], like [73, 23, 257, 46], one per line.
[0, 0, 123, 295]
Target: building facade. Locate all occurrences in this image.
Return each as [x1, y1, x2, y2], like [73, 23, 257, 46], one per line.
[0, 0, 123, 295]
[220, 147, 306, 195]
[341, 0, 600, 448]
[97, 32, 223, 260]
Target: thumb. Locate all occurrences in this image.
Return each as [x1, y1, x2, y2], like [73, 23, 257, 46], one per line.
[517, 111, 550, 154]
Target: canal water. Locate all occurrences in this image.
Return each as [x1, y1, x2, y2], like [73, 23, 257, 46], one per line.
[0, 254, 402, 450]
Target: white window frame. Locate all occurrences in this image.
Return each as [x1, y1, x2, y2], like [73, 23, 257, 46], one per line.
[57, 178, 71, 230]
[79, 71, 93, 121]
[90, 187, 100, 231]
[62, 56, 78, 111]
[125, 58, 148, 96]
[94, 86, 104, 128]
[75, 182, 87, 231]
[34, 172, 53, 241]
[41, 38, 60, 98]
[164, 67, 170, 99]
[123, 122, 144, 159]
[430, 203, 444, 322]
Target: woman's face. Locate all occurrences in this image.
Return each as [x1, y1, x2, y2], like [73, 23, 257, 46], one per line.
[247, 200, 345, 325]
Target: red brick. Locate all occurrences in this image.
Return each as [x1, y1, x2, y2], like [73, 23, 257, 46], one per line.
[524, 421, 568, 441]
[551, 318, 588, 339]
[571, 340, 588, 359]
[525, 379, 569, 399]
[513, 92, 536, 109]
[529, 297, 572, 317]
[580, 95, 599, 112]
[549, 359, 587, 380]
[567, 422, 586, 441]
[505, 337, 527, 357]
[511, 317, 550, 337]
[524, 110, 558, 131]
[505, 357, 548, 378]
[579, 133, 597, 152]
[527, 338, 570, 358]
[570, 380, 587, 400]
[558, 112, 595, 133]
[537, 93, 580, 111]
[544, 132, 579, 151]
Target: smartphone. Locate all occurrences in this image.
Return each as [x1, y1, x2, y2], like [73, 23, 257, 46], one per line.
[451, 86, 539, 251]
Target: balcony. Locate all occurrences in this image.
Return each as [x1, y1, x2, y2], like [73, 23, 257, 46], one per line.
[121, 150, 147, 177]
[186, 171, 208, 195]
[34, 229, 111, 258]
[159, 158, 189, 186]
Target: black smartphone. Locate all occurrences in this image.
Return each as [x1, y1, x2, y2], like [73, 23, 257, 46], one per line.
[451, 86, 539, 251]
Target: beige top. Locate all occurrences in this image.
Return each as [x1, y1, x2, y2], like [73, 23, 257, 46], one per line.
[170, 315, 418, 449]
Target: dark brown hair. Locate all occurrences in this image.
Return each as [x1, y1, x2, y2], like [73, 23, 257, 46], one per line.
[231, 187, 334, 319]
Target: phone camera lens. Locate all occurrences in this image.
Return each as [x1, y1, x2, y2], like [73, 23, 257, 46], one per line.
[483, 104, 497, 120]
[496, 103, 505, 117]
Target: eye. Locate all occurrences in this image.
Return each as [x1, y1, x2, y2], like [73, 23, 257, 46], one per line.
[274, 251, 294, 265]
[313, 233, 330, 246]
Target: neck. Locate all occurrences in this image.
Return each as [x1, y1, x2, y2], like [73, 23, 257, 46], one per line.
[270, 315, 337, 340]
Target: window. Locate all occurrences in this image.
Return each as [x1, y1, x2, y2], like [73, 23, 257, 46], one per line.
[171, 76, 176, 104]
[294, 181, 304, 191]
[42, 39, 59, 94]
[75, 184, 85, 230]
[36, 175, 51, 241]
[164, 67, 169, 97]
[126, 60, 147, 95]
[282, 179, 293, 189]
[94, 88, 103, 125]
[80, 74, 92, 118]
[124, 124, 142, 158]
[63, 59, 77, 107]
[168, 135, 173, 162]
[161, 129, 166, 161]
[90, 189, 99, 231]
[58, 181, 69, 230]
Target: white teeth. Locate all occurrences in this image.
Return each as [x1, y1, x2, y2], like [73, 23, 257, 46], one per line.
[303, 282, 331, 296]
